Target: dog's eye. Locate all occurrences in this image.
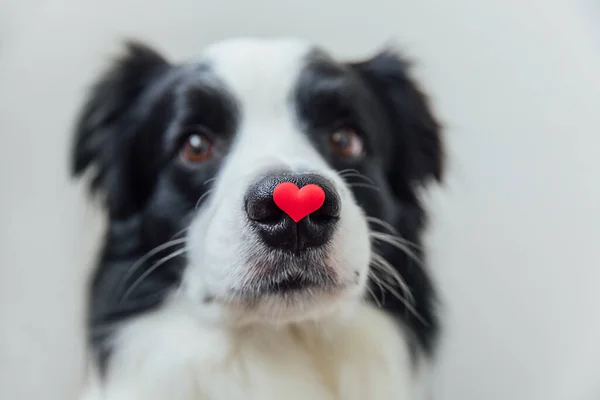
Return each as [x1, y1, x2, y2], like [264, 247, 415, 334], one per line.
[181, 133, 212, 163]
[329, 128, 364, 159]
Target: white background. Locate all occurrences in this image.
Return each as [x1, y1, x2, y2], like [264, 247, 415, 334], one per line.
[1, 0, 599, 399]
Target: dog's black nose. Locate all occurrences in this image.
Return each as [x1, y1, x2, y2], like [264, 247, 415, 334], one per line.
[245, 173, 340, 251]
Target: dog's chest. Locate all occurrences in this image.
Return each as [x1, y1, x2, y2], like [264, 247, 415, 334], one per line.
[87, 303, 418, 400]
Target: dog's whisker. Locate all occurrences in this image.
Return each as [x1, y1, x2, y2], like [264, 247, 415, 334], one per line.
[337, 170, 377, 186]
[195, 189, 214, 210]
[370, 268, 425, 325]
[171, 226, 190, 240]
[369, 254, 426, 324]
[372, 273, 410, 307]
[114, 238, 187, 297]
[369, 269, 403, 305]
[366, 271, 385, 307]
[366, 216, 398, 235]
[203, 177, 217, 187]
[337, 168, 363, 178]
[121, 247, 188, 302]
[348, 182, 381, 192]
[370, 252, 414, 303]
[369, 231, 423, 256]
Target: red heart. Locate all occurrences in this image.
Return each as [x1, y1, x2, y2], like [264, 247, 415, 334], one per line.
[273, 182, 326, 223]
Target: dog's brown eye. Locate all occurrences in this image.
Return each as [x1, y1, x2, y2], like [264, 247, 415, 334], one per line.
[329, 128, 363, 159]
[181, 134, 212, 163]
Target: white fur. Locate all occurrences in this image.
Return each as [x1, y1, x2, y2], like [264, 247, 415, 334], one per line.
[81, 301, 420, 400]
[81, 38, 426, 400]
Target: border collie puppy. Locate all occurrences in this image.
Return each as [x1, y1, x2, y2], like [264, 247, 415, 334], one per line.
[71, 37, 444, 400]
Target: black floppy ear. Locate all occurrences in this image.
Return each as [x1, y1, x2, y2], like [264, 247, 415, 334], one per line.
[70, 40, 170, 218]
[351, 49, 444, 194]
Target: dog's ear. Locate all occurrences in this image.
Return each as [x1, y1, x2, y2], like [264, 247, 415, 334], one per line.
[71, 41, 170, 219]
[350, 50, 444, 197]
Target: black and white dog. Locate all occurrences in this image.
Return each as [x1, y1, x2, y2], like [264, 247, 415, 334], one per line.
[71, 37, 444, 400]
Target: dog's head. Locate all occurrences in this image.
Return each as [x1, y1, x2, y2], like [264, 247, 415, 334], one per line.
[73, 38, 443, 336]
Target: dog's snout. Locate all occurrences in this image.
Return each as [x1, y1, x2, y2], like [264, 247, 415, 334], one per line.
[245, 173, 340, 251]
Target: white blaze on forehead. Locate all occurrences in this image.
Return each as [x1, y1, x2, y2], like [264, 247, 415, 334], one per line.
[201, 38, 313, 117]
[199, 37, 328, 176]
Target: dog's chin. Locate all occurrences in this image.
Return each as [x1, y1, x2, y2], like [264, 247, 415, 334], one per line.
[225, 287, 353, 325]
[223, 251, 363, 324]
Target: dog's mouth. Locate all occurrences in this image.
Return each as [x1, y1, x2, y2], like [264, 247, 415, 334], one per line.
[265, 275, 315, 293]
[229, 249, 342, 301]
[236, 268, 340, 298]
[223, 264, 348, 322]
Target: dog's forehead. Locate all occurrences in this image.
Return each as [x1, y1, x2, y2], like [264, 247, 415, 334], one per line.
[197, 38, 318, 111]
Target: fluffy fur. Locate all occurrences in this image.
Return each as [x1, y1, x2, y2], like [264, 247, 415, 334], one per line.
[71, 37, 444, 400]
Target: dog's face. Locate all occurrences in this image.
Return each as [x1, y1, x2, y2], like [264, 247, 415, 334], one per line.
[73, 38, 442, 330]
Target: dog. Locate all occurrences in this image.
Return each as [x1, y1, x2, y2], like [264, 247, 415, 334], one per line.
[71, 37, 444, 400]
